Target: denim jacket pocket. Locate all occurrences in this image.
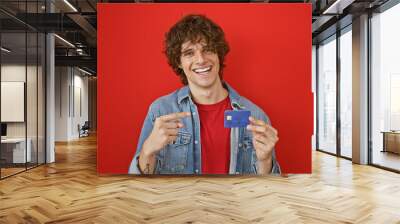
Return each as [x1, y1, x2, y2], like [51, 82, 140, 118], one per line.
[240, 135, 256, 174]
[160, 131, 191, 174]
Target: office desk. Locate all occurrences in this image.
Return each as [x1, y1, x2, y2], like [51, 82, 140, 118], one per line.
[381, 131, 400, 154]
[1, 138, 32, 164]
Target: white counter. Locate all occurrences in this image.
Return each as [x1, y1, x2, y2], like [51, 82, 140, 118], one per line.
[1, 138, 32, 163]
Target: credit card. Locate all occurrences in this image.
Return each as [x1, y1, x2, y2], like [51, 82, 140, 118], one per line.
[224, 110, 251, 128]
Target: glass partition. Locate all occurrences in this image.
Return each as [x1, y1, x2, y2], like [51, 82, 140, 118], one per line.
[1, 30, 28, 177]
[0, 1, 46, 179]
[27, 30, 38, 169]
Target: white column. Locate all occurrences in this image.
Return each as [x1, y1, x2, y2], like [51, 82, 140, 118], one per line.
[45, 1, 55, 163]
[352, 14, 369, 164]
[46, 32, 55, 163]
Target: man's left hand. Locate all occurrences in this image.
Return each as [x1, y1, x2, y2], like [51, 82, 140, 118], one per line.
[246, 116, 279, 161]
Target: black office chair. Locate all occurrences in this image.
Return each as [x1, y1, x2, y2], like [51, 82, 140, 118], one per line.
[79, 121, 90, 138]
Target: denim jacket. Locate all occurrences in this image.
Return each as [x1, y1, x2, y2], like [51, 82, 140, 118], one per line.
[128, 82, 281, 175]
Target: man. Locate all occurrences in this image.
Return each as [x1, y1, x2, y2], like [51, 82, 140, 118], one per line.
[129, 14, 280, 175]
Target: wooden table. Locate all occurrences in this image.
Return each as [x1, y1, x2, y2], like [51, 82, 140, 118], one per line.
[381, 131, 400, 154]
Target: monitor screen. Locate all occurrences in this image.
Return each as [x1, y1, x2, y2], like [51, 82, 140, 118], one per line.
[1, 123, 7, 137]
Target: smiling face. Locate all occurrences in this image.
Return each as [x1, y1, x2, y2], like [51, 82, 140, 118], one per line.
[179, 40, 221, 90]
[165, 15, 230, 85]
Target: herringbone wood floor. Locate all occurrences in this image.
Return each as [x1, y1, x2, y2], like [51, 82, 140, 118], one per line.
[1, 134, 400, 224]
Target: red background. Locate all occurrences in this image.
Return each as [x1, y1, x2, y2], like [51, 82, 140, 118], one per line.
[97, 3, 312, 174]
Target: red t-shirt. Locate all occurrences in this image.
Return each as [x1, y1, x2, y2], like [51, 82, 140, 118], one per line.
[196, 96, 232, 174]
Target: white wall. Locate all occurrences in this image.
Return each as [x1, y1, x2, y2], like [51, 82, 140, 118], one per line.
[55, 67, 89, 141]
[1, 65, 40, 137]
[55, 66, 69, 141]
[1, 82, 25, 122]
[1, 65, 26, 131]
[72, 73, 89, 138]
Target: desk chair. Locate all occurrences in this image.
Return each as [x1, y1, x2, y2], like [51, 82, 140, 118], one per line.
[79, 121, 90, 138]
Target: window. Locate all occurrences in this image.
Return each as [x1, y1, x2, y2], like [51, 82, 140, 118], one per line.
[371, 2, 400, 171]
[339, 27, 352, 158]
[317, 35, 337, 154]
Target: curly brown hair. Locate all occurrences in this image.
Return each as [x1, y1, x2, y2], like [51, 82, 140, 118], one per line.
[164, 14, 230, 85]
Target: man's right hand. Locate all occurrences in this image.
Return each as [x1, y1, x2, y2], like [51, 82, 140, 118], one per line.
[142, 111, 191, 157]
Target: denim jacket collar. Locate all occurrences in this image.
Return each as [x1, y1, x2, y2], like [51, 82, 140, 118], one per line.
[177, 82, 245, 110]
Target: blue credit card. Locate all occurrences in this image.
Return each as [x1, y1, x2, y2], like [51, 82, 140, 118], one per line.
[224, 110, 251, 128]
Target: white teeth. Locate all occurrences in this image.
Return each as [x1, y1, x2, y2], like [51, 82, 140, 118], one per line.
[193, 66, 211, 73]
